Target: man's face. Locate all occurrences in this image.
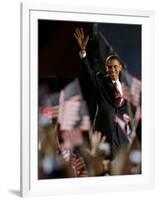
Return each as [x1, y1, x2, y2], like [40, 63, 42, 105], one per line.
[105, 59, 122, 81]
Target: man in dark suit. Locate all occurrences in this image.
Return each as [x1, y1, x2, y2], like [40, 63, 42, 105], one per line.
[74, 27, 130, 160]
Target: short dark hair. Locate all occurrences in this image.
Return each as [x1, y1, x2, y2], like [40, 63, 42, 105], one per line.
[105, 55, 122, 65]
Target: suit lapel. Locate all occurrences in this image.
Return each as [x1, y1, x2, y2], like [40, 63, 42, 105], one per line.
[103, 76, 116, 107]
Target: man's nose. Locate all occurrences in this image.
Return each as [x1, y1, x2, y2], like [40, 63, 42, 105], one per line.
[111, 67, 115, 72]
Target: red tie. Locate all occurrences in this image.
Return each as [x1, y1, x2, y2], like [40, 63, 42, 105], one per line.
[114, 82, 123, 107]
[70, 152, 88, 177]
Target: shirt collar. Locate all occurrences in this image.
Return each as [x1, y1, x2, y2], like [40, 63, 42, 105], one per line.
[112, 79, 120, 85]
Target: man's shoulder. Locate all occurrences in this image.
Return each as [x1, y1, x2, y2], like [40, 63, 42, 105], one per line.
[96, 72, 110, 83]
[96, 71, 105, 78]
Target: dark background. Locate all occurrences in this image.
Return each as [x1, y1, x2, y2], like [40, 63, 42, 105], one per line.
[38, 20, 141, 121]
[38, 20, 141, 79]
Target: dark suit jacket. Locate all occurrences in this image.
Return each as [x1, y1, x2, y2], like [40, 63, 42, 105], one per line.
[80, 56, 129, 159]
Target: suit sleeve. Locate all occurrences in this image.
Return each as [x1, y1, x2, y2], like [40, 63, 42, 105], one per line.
[80, 56, 97, 88]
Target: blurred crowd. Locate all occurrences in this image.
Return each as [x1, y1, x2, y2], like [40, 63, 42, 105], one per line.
[38, 78, 141, 179]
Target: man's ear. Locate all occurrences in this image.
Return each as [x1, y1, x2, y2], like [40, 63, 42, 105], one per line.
[119, 64, 122, 71]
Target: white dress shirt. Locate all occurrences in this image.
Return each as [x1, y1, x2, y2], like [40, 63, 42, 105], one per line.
[112, 80, 123, 96]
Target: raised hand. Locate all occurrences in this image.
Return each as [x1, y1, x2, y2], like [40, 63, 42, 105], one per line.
[73, 27, 89, 50]
[90, 131, 106, 156]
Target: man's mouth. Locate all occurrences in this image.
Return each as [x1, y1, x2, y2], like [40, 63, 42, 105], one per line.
[110, 72, 115, 76]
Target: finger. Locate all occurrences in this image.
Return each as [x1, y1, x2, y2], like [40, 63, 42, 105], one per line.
[73, 33, 82, 48]
[74, 28, 80, 38]
[91, 133, 96, 142]
[93, 131, 98, 137]
[81, 27, 84, 38]
[84, 35, 89, 47]
[96, 131, 101, 143]
[97, 131, 102, 139]
[102, 160, 110, 171]
[76, 27, 81, 38]
[101, 136, 106, 143]
[74, 28, 79, 38]
[96, 131, 100, 141]
[94, 130, 98, 135]
[73, 33, 79, 40]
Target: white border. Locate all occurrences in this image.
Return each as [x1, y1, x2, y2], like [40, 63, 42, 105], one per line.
[21, 2, 155, 197]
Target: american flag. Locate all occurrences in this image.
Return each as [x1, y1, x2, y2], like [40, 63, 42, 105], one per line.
[134, 106, 141, 121]
[114, 114, 131, 139]
[121, 71, 142, 142]
[59, 98, 81, 130]
[130, 77, 141, 107]
[70, 152, 88, 177]
[78, 101, 91, 131]
[60, 129, 84, 149]
[41, 105, 59, 119]
[114, 115, 126, 132]
[58, 79, 91, 131]
[60, 148, 88, 177]
[122, 70, 141, 107]
[58, 90, 65, 124]
[40, 79, 91, 131]
[80, 115, 91, 131]
[59, 100, 91, 131]
[40, 79, 91, 153]
[60, 148, 71, 162]
[40, 92, 60, 119]
[122, 83, 131, 102]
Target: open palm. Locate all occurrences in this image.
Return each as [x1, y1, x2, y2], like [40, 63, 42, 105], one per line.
[73, 27, 89, 50]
